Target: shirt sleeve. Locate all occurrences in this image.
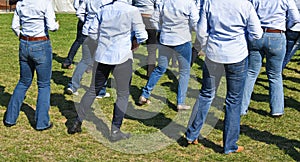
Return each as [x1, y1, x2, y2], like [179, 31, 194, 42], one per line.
[45, 1, 59, 32]
[11, 8, 20, 37]
[76, 1, 87, 22]
[132, 9, 148, 44]
[73, 0, 80, 10]
[196, 2, 209, 52]
[247, 3, 263, 41]
[189, 0, 200, 31]
[286, 0, 300, 30]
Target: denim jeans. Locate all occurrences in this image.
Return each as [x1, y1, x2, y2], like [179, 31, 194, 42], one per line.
[241, 32, 285, 115]
[63, 20, 86, 65]
[141, 42, 192, 105]
[282, 30, 300, 69]
[78, 59, 132, 131]
[68, 37, 95, 91]
[142, 16, 158, 76]
[186, 57, 247, 154]
[5, 39, 52, 130]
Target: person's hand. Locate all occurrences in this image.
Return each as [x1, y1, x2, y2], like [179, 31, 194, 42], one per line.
[131, 38, 139, 51]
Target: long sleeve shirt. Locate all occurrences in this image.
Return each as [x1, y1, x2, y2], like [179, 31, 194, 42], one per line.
[11, 0, 59, 37]
[132, 0, 156, 15]
[198, 0, 263, 64]
[151, 0, 199, 46]
[77, 0, 112, 39]
[94, 0, 148, 65]
[73, 0, 85, 11]
[250, 0, 300, 31]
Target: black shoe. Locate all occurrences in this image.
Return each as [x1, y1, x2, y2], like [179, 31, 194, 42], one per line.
[68, 119, 82, 134]
[36, 122, 53, 131]
[3, 121, 15, 127]
[110, 130, 131, 142]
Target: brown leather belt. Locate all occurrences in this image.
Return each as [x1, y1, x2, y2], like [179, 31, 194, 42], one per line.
[141, 13, 151, 18]
[262, 28, 284, 33]
[20, 35, 49, 41]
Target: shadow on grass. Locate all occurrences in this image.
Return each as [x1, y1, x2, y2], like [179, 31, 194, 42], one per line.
[124, 102, 188, 146]
[208, 115, 300, 160]
[50, 93, 79, 132]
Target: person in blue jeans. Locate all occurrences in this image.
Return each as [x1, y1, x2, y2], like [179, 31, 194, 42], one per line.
[185, 0, 262, 154]
[241, 0, 300, 117]
[4, 0, 59, 130]
[61, 0, 86, 69]
[138, 0, 199, 110]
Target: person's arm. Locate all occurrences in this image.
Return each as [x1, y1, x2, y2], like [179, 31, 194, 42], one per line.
[247, 3, 263, 41]
[132, 9, 148, 44]
[287, 0, 300, 30]
[189, 0, 200, 31]
[76, 1, 87, 22]
[196, 2, 209, 52]
[45, 1, 59, 32]
[11, 8, 20, 37]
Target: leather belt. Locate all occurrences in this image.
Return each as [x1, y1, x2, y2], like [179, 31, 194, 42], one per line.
[20, 35, 49, 41]
[262, 28, 284, 33]
[141, 13, 151, 18]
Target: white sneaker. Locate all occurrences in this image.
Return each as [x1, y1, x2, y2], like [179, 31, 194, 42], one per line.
[96, 92, 110, 99]
[66, 87, 79, 96]
[177, 104, 191, 110]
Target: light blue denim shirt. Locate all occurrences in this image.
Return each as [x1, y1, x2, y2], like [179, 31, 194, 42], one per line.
[250, 0, 300, 31]
[132, 0, 156, 14]
[151, 0, 199, 46]
[11, 0, 59, 37]
[73, 0, 85, 11]
[77, 0, 113, 39]
[94, 0, 148, 65]
[288, 0, 300, 31]
[198, 0, 263, 64]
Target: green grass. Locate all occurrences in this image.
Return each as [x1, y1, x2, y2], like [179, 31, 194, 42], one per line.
[0, 13, 299, 161]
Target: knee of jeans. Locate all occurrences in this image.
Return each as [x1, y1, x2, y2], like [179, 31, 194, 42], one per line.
[37, 80, 51, 88]
[155, 65, 167, 73]
[19, 78, 33, 87]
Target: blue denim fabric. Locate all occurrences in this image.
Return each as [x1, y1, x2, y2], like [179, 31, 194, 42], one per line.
[68, 37, 95, 92]
[63, 20, 86, 65]
[282, 30, 300, 69]
[141, 42, 192, 105]
[241, 32, 285, 115]
[186, 57, 247, 154]
[5, 39, 52, 129]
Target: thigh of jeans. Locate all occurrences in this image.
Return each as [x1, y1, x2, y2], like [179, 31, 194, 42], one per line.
[29, 41, 53, 83]
[265, 33, 286, 72]
[157, 45, 172, 68]
[225, 58, 248, 94]
[173, 42, 192, 68]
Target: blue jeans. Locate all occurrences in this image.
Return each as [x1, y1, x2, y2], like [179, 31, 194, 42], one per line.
[68, 37, 107, 95]
[63, 20, 86, 65]
[282, 30, 300, 69]
[241, 32, 285, 115]
[5, 39, 52, 130]
[186, 57, 247, 154]
[141, 42, 192, 105]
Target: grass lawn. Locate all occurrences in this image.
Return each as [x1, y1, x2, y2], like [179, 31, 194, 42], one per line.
[0, 13, 299, 161]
